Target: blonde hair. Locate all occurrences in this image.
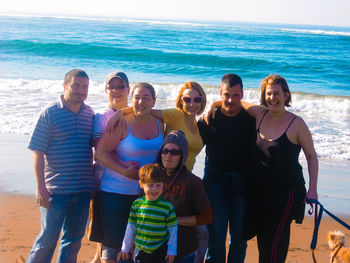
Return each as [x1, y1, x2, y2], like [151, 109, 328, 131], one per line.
[175, 81, 207, 115]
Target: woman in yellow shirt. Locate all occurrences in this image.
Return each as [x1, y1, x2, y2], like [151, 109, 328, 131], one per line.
[151, 81, 207, 263]
[150, 81, 206, 171]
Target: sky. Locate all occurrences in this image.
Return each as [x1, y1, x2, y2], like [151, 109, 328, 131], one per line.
[0, 0, 350, 27]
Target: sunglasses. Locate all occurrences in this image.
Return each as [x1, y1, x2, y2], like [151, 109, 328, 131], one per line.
[106, 85, 126, 91]
[161, 148, 182, 156]
[182, 96, 202, 104]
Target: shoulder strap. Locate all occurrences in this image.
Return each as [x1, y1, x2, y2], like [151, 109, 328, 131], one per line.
[257, 110, 268, 131]
[125, 119, 131, 134]
[285, 115, 298, 133]
[156, 119, 162, 136]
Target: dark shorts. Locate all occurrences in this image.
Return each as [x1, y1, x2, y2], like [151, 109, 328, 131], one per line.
[88, 191, 103, 242]
[135, 242, 168, 263]
[99, 190, 138, 249]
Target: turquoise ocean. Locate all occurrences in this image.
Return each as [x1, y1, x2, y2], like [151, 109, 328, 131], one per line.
[0, 14, 349, 214]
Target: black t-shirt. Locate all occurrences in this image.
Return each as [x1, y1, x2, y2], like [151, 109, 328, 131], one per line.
[197, 107, 256, 173]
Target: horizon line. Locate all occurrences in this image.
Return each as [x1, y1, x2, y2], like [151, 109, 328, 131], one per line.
[1, 11, 350, 29]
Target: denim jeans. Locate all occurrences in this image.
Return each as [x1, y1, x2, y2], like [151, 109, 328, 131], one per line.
[203, 163, 247, 263]
[194, 225, 209, 263]
[174, 251, 195, 263]
[27, 192, 91, 263]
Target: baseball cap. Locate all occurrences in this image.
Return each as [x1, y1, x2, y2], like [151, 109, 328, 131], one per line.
[105, 71, 129, 88]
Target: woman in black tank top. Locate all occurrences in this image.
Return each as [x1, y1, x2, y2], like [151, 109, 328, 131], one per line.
[241, 75, 319, 263]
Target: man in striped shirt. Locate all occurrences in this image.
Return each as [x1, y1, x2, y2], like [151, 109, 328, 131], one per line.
[27, 69, 96, 263]
[118, 164, 177, 263]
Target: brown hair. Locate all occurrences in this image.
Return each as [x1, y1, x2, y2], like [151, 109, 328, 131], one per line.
[175, 81, 207, 115]
[132, 82, 156, 100]
[64, 69, 89, 85]
[139, 163, 166, 184]
[221, 73, 243, 90]
[260, 75, 292, 107]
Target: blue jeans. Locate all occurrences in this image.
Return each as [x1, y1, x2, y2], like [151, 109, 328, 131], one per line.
[27, 192, 91, 263]
[174, 251, 195, 263]
[203, 164, 247, 263]
[194, 225, 209, 263]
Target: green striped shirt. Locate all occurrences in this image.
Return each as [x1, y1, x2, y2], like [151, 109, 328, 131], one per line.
[128, 196, 177, 253]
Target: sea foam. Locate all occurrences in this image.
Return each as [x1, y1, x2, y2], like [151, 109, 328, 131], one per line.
[278, 28, 350, 37]
[1, 78, 349, 161]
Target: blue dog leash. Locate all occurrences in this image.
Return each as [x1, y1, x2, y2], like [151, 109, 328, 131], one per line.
[306, 198, 350, 262]
[307, 198, 350, 249]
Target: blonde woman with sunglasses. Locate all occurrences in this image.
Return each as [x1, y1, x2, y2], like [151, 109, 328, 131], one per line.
[150, 81, 206, 172]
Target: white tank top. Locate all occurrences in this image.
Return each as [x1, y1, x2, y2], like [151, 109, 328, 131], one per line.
[100, 119, 163, 195]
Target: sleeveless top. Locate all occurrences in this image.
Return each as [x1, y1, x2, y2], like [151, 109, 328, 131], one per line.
[100, 119, 164, 195]
[255, 111, 305, 190]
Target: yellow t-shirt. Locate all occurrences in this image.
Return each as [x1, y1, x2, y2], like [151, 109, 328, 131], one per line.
[162, 108, 204, 171]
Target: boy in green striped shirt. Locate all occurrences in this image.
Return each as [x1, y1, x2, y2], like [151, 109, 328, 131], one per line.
[118, 164, 177, 263]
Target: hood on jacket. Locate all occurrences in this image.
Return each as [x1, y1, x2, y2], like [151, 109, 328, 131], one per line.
[156, 129, 189, 173]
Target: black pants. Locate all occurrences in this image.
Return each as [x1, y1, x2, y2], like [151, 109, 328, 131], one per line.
[135, 243, 168, 263]
[255, 188, 305, 263]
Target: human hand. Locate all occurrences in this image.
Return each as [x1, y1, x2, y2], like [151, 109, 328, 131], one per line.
[122, 160, 140, 169]
[124, 162, 140, 180]
[305, 188, 318, 212]
[165, 254, 175, 263]
[117, 251, 130, 262]
[106, 110, 124, 134]
[201, 113, 209, 125]
[204, 100, 221, 124]
[36, 185, 50, 208]
[306, 188, 318, 201]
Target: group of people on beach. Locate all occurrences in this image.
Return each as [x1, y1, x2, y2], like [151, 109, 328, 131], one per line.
[26, 68, 318, 263]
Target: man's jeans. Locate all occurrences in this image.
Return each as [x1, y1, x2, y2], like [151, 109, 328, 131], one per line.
[27, 192, 91, 263]
[203, 163, 247, 263]
[174, 251, 195, 263]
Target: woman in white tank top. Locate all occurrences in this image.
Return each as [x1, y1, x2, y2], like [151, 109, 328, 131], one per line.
[95, 82, 164, 263]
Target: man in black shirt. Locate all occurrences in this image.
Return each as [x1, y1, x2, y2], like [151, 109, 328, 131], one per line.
[198, 74, 256, 263]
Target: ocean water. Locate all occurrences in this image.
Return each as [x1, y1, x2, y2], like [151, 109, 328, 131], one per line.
[0, 14, 349, 213]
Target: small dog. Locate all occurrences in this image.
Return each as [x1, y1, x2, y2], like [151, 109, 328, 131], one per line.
[327, 231, 350, 263]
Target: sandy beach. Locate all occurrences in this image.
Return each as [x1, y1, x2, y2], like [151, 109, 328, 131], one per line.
[0, 193, 349, 263]
[0, 132, 350, 262]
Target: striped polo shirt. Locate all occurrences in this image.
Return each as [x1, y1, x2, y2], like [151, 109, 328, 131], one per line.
[129, 196, 177, 253]
[28, 95, 96, 194]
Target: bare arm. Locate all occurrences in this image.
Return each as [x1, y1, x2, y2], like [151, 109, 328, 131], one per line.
[33, 150, 50, 208]
[296, 118, 318, 200]
[106, 110, 125, 134]
[204, 100, 221, 123]
[205, 100, 264, 122]
[120, 106, 133, 115]
[150, 109, 164, 121]
[240, 100, 265, 118]
[107, 107, 163, 134]
[117, 107, 163, 120]
[94, 137, 137, 169]
[95, 121, 140, 180]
